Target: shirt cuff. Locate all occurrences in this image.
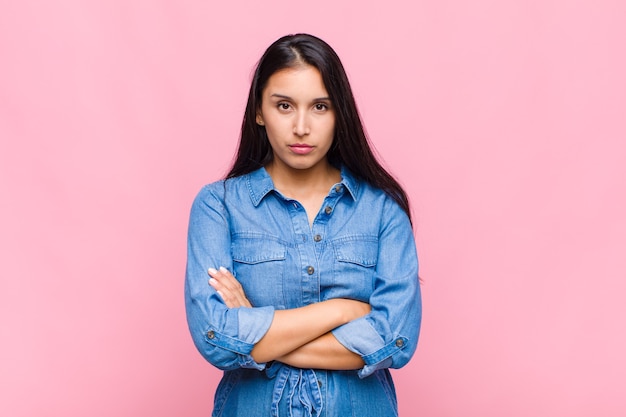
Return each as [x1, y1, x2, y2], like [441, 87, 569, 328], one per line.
[204, 306, 275, 370]
[332, 316, 408, 378]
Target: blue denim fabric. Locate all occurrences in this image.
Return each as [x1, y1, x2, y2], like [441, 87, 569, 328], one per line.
[185, 167, 421, 416]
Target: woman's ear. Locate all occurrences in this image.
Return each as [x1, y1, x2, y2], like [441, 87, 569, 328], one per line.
[255, 113, 264, 126]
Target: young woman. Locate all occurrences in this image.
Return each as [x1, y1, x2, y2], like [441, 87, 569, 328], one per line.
[185, 34, 421, 417]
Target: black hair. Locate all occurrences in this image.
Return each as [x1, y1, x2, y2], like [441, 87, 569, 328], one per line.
[226, 33, 412, 223]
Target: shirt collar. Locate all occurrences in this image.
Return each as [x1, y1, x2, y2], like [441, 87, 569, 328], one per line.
[247, 167, 275, 207]
[339, 165, 359, 201]
[246, 165, 360, 207]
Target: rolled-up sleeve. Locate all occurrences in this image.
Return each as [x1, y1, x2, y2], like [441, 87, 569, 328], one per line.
[332, 197, 421, 378]
[185, 183, 275, 370]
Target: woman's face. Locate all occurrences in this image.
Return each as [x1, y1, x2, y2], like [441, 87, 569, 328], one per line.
[256, 65, 336, 173]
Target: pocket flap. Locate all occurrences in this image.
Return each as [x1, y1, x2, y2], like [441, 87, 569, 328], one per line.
[232, 237, 286, 264]
[334, 237, 378, 267]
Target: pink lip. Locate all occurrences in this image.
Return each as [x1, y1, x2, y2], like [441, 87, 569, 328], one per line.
[289, 144, 314, 155]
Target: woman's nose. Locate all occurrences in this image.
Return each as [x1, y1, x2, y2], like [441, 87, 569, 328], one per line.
[293, 113, 310, 136]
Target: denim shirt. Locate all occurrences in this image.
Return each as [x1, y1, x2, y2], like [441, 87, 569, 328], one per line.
[185, 167, 421, 417]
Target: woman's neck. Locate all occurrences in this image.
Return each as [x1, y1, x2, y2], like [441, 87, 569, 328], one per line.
[265, 160, 341, 201]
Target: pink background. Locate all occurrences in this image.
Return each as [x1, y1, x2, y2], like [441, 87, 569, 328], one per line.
[1, 1, 625, 416]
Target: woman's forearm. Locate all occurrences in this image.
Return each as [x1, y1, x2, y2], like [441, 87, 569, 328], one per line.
[208, 266, 370, 363]
[276, 332, 364, 370]
[250, 298, 368, 363]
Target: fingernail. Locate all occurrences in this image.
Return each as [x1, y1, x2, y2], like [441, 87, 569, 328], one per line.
[219, 266, 228, 273]
[208, 268, 217, 275]
[209, 278, 217, 286]
[216, 290, 223, 298]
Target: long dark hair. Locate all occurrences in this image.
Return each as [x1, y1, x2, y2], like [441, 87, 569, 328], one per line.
[226, 33, 412, 223]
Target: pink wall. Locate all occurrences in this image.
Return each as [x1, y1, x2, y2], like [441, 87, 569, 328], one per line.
[1, 1, 625, 416]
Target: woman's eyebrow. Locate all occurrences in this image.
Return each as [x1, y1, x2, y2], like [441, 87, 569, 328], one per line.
[270, 93, 331, 101]
[269, 93, 292, 100]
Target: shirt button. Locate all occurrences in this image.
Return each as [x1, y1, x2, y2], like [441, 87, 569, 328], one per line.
[324, 206, 332, 215]
[395, 338, 404, 348]
[313, 234, 322, 242]
[307, 266, 315, 275]
[317, 379, 322, 388]
[334, 185, 342, 193]
[207, 330, 215, 339]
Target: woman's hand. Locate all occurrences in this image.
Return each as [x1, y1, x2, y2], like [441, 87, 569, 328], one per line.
[343, 299, 371, 322]
[208, 267, 252, 308]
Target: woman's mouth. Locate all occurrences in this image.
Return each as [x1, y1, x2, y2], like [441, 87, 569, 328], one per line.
[289, 144, 314, 155]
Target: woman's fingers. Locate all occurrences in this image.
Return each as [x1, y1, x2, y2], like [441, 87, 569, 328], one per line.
[208, 267, 252, 308]
[208, 267, 238, 307]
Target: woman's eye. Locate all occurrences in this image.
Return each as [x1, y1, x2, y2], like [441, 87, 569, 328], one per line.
[278, 103, 291, 110]
[314, 103, 328, 111]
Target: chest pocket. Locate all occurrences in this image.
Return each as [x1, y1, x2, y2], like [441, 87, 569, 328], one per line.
[334, 237, 378, 267]
[231, 236, 286, 308]
[330, 236, 379, 300]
